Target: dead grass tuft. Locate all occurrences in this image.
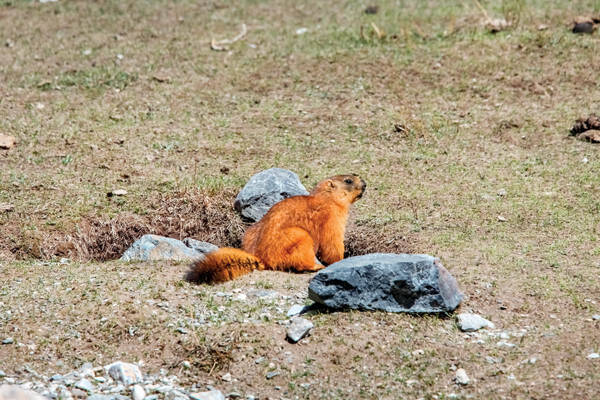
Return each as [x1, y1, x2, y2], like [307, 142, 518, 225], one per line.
[12, 190, 247, 261]
[344, 221, 416, 257]
[175, 330, 239, 374]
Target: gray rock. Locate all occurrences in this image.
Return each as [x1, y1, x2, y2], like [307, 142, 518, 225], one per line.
[265, 371, 280, 380]
[457, 313, 495, 332]
[87, 395, 115, 400]
[234, 168, 309, 221]
[106, 362, 143, 386]
[308, 253, 463, 313]
[131, 385, 145, 400]
[74, 378, 95, 392]
[587, 353, 600, 359]
[2, 338, 14, 345]
[182, 238, 218, 254]
[0, 385, 46, 400]
[592, 315, 600, 320]
[454, 368, 470, 385]
[286, 317, 313, 343]
[189, 390, 225, 400]
[286, 304, 306, 317]
[120, 234, 204, 262]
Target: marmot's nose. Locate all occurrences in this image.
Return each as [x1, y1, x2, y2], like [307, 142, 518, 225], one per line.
[361, 179, 367, 190]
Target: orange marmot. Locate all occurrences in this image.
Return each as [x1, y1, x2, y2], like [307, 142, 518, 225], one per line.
[186, 174, 366, 284]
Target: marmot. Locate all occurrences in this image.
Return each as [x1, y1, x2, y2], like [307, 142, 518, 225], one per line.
[186, 174, 366, 284]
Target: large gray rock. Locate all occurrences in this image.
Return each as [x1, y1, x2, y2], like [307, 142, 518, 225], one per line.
[234, 168, 308, 221]
[120, 234, 213, 262]
[105, 361, 143, 386]
[308, 253, 463, 313]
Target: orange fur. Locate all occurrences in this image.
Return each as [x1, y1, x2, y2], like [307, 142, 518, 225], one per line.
[186, 174, 366, 284]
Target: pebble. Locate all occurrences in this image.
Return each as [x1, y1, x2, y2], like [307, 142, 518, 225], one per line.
[454, 368, 470, 385]
[286, 317, 313, 343]
[456, 313, 495, 332]
[2, 338, 14, 345]
[189, 390, 225, 400]
[592, 315, 600, 320]
[0, 371, 5, 378]
[587, 353, 599, 359]
[265, 371, 280, 379]
[286, 304, 305, 317]
[74, 378, 95, 392]
[106, 362, 143, 386]
[131, 384, 145, 400]
[221, 373, 232, 382]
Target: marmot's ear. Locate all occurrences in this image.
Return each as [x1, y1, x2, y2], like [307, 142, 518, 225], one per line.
[326, 179, 335, 189]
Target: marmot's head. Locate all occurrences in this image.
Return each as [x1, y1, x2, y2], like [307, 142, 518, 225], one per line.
[313, 174, 366, 204]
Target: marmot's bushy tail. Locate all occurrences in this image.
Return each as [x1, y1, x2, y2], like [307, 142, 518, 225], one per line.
[186, 248, 263, 284]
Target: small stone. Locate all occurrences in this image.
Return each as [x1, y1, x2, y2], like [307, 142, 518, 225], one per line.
[454, 368, 470, 385]
[1, 338, 14, 345]
[0, 134, 16, 150]
[221, 373, 232, 382]
[106, 361, 143, 386]
[74, 378, 95, 392]
[182, 361, 191, 369]
[587, 353, 600, 359]
[189, 390, 225, 400]
[457, 313, 495, 332]
[265, 371, 280, 380]
[497, 189, 507, 197]
[82, 49, 92, 56]
[286, 304, 305, 317]
[254, 357, 265, 364]
[71, 388, 88, 398]
[233, 293, 247, 302]
[0, 371, 5, 378]
[176, 327, 188, 334]
[286, 317, 313, 343]
[592, 315, 600, 320]
[182, 238, 218, 254]
[130, 385, 145, 400]
[107, 189, 127, 197]
[295, 28, 308, 35]
[497, 215, 507, 222]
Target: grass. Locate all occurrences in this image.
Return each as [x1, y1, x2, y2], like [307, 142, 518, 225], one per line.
[1, 0, 600, 398]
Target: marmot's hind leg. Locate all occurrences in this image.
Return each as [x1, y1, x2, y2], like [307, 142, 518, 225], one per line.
[258, 227, 322, 272]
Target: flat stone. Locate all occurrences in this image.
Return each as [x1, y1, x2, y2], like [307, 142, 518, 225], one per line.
[182, 238, 218, 254]
[120, 234, 204, 262]
[106, 361, 143, 386]
[0, 385, 46, 400]
[454, 368, 470, 385]
[234, 168, 308, 222]
[286, 304, 306, 317]
[457, 313, 495, 332]
[308, 253, 463, 313]
[74, 378, 95, 392]
[286, 317, 313, 343]
[2, 338, 14, 345]
[592, 315, 600, 320]
[189, 390, 225, 400]
[587, 353, 599, 359]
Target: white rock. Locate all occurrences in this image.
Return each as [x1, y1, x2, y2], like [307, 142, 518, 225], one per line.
[454, 368, 470, 385]
[587, 353, 599, 360]
[221, 372, 232, 382]
[592, 315, 600, 320]
[295, 28, 308, 35]
[74, 378, 95, 392]
[131, 384, 145, 400]
[0, 385, 46, 400]
[106, 361, 143, 386]
[286, 304, 305, 317]
[456, 313, 495, 332]
[189, 390, 225, 400]
[286, 317, 313, 343]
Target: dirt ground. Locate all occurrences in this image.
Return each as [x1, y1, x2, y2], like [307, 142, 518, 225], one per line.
[1, 0, 599, 399]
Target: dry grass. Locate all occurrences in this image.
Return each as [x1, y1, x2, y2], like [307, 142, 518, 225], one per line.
[1, 0, 600, 398]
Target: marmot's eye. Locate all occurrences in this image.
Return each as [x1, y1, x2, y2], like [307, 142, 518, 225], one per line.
[344, 178, 353, 184]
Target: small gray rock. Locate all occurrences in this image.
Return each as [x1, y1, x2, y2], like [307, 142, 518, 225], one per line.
[454, 368, 470, 385]
[131, 385, 145, 400]
[87, 395, 115, 400]
[286, 304, 306, 317]
[106, 362, 143, 386]
[182, 238, 218, 254]
[189, 390, 225, 400]
[457, 313, 495, 332]
[592, 315, 600, 320]
[286, 317, 313, 343]
[74, 378, 95, 392]
[0, 385, 46, 400]
[0, 371, 5, 378]
[120, 234, 204, 262]
[2, 338, 14, 345]
[587, 353, 599, 359]
[265, 371, 280, 380]
[308, 253, 463, 313]
[234, 168, 309, 222]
